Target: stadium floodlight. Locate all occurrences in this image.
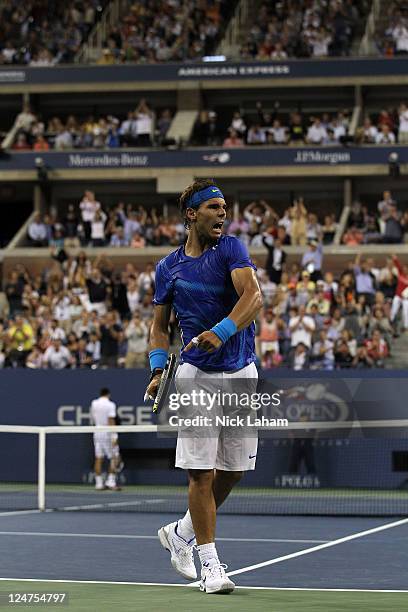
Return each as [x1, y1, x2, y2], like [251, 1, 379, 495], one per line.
[202, 55, 226, 62]
[388, 152, 400, 179]
[35, 157, 48, 182]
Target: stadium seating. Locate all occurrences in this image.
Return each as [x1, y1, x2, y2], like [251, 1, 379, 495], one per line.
[239, 0, 369, 60]
[0, 241, 398, 370]
[375, 1, 408, 56]
[0, 1, 108, 65]
[9, 104, 174, 150]
[0, 0, 407, 372]
[97, 0, 239, 64]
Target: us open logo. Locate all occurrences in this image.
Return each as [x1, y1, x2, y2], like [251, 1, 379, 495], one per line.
[266, 383, 352, 424]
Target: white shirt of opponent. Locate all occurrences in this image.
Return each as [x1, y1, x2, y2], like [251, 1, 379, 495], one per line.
[90, 396, 116, 426]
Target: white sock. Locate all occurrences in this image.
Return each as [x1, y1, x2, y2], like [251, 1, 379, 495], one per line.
[176, 510, 195, 544]
[95, 475, 103, 487]
[197, 543, 219, 567]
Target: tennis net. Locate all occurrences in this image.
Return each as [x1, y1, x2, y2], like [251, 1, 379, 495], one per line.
[1, 421, 408, 517]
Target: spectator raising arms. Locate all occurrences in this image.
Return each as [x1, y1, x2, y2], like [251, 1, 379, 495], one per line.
[79, 191, 101, 245]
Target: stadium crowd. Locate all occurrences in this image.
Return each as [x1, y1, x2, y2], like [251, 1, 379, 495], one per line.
[239, 0, 367, 60]
[355, 103, 408, 145]
[343, 191, 408, 245]
[26, 192, 338, 249]
[12, 99, 408, 152]
[194, 102, 408, 148]
[0, 0, 373, 67]
[0, 1, 106, 66]
[193, 106, 351, 147]
[8, 193, 401, 370]
[256, 247, 404, 370]
[10, 101, 172, 151]
[0, 255, 155, 369]
[97, 0, 236, 64]
[377, 1, 408, 56]
[27, 194, 185, 249]
[0, 239, 403, 370]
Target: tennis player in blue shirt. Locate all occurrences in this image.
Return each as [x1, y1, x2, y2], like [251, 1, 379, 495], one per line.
[145, 179, 262, 594]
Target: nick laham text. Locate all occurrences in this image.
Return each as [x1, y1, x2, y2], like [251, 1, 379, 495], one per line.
[168, 416, 289, 428]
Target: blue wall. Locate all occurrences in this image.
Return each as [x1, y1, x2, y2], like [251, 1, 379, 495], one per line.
[1, 146, 407, 171]
[0, 370, 407, 489]
[0, 58, 407, 86]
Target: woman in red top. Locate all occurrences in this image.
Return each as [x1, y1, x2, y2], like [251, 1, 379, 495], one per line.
[390, 254, 408, 330]
[364, 330, 389, 366]
[258, 309, 280, 355]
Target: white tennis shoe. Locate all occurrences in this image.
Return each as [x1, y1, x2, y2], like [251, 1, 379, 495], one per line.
[158, 521, 197, 580]
[200, 563, 235, 594]
[94, 476, 105, 491]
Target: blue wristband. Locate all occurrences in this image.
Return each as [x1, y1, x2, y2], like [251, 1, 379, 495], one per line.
[149, 348, 168, 371]
[211, 318, 237, 344]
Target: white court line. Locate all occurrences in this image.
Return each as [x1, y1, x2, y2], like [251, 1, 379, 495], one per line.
[0, 531, 328, 544]
[0, 499, 167, 515]
[217, 517, 408, 579]
[0, 578, 407, 593]
[58, 499, 166, 511]
[0, 510, 42, 517]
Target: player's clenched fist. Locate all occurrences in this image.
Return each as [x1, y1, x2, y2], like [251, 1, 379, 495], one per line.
[183, 331, 223, 353]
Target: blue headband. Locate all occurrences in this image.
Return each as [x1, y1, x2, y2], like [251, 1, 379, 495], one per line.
[185, 186, 225, 209]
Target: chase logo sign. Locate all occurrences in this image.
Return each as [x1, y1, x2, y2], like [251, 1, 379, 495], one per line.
[57, 405, 153, 426]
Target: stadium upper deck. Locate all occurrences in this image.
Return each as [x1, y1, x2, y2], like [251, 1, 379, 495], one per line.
[0, 1, 371, 67]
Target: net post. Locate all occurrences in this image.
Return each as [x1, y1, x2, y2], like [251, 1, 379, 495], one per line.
[38, 429, 46, 511]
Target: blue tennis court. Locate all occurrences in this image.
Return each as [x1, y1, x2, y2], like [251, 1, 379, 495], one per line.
[1, 509, 407, 610]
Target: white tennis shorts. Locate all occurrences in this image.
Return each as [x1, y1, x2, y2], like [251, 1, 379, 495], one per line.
[93, 432, 117, 459]
[174, 361, 258, 471]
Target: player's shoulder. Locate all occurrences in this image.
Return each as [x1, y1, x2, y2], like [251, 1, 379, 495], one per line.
[219, 234, 242, 248]
[218, 234, 250, 255]
[155, 246, 184, 273]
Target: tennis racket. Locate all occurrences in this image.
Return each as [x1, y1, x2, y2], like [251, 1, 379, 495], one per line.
[152, 353, 177, 413]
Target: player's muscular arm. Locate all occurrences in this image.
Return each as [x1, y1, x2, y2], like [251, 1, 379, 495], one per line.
[184, 267, 262, 353]
[149, 304, 171, 351]
[229, 267, 263, 330]
[145, 304, 171, 398]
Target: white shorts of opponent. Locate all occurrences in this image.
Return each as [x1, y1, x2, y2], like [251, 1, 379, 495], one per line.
[174, 361, 258, 472]
[93, 432, 118, 459]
